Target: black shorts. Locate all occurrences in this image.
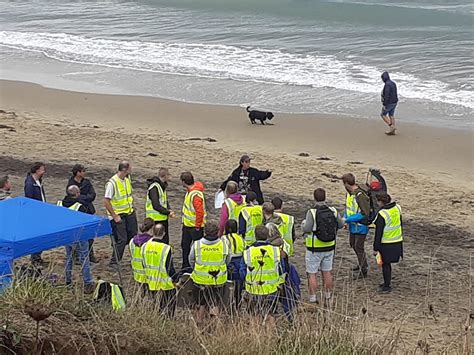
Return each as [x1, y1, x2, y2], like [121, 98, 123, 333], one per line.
[193, 283, 225, 307]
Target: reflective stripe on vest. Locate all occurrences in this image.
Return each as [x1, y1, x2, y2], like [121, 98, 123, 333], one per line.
[129, 241, 146, 284]
[111, 284, 126, 311]
[223, 233, 245, 258]
[276, 213, 295, 256]
[243, 245, 281, 295]
[379, 205, 403, 244]
[224, 196, 246, 226]
[241, 205, 263, 246]
[56, 201, 82, 211]
[182, 190, 207, 227]
[145, 182, 168, 222]
[305, 209, 336, 249]
[107, 175, 134, 215]
[191, 239, 228, 286]
[142, 241, 175, 291]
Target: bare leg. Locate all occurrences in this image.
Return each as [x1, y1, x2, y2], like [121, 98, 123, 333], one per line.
[390, 116, 396, 134]
[307, 273, 318, 302]
[322, 271, 333, 297]
[196, 305, 206, 324]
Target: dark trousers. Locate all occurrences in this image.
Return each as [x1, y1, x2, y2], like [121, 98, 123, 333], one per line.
[349, 233, 368, 273]
[31, 252, 43, 263]
[181, 226, 203, 272]
[382, 263, 392, 287]
[148, 289, 177, 318]
[155, 219, 169, 245]
[110, 211, 138, 264]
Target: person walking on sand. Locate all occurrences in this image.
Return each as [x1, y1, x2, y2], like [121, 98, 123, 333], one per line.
[146, 168, 175, 244]
[0, 175, 12, 201]
[24, 162, 47, 266]
[220, 155, 271, 205]
[380, 71, 398, 135]
[218, 181, 245, 236]
[67, 164, 98, 263]
[59, 185, 96, 294]
[373, 193, 403, 294]
[180, 171, 206, 273]
[342, 173, 371, 279]
[104, 161, 138, 268]
[302, 188, 343, 304]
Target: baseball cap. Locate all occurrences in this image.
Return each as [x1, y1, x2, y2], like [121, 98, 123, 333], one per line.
[240, 155, 251, 163]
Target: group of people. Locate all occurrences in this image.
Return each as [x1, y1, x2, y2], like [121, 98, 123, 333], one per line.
[0, 154, 404, 320]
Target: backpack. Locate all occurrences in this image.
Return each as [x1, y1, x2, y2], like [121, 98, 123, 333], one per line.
[361, 168, 388, 224]
[315, 206, 337, 242]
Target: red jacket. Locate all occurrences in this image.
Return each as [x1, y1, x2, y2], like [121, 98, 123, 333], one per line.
[188, 182, 205, 228]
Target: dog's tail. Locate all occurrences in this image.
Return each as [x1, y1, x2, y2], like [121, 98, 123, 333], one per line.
[246, 106, 251, 112]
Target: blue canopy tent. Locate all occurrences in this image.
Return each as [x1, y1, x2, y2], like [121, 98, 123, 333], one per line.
[0, 197, 111, 289]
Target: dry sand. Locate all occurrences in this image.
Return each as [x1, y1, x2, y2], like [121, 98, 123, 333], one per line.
[0, 80, 473, 353]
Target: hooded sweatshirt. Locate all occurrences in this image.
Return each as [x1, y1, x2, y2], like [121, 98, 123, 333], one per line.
[187, 181, 206, 228]
[381, 72, 398, 106]
[146, 176, 170, 215]
[219, 192, 245, 236]
[132, 233, 153, 247]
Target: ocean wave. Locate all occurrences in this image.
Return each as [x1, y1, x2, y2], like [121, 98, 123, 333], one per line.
[0, 31, 472, 109]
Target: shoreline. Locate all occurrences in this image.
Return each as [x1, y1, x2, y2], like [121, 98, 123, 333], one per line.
[0, 79, 472, 185]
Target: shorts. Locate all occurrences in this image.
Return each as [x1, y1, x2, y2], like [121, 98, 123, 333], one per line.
[193, 283, 225, 308]
[381, 103, 397, 117]
[305, 250, 334, 274]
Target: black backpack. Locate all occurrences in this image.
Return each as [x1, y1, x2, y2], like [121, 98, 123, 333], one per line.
[315, 206, 337, 242]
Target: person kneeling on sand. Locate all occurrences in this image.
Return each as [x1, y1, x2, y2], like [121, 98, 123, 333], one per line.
[59, 185, 95, 294]
[373, 193, 403, 294]
[141, 223, 179, 317]
[302, 188, 343, 305]
[239, 225, 284, 327]
[189, 221, 230, 324]
[129, 218, 155, 291]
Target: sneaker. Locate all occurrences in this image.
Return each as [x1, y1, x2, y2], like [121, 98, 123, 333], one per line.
[378, 286, 392, 294]
[83, 283, 96, 295]
[308, 295, 319, 304]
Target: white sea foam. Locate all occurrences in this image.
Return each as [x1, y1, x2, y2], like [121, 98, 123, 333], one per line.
[0, 31, 472, 109]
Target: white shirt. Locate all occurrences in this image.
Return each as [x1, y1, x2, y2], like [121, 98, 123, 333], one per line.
[35, 178, 46, 202]
[104, 180, 115, 200]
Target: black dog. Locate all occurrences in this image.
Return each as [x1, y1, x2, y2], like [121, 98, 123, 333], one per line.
[246, 106, 274, 125]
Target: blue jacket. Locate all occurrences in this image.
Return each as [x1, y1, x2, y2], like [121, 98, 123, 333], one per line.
[24, 174, 46, 202]
[239, 241, 284, 281]
[345, 212, 369, 235]
[381, 72, 398, 106]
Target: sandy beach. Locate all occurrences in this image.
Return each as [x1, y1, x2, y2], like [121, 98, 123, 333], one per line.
[0, 79, 473, 352]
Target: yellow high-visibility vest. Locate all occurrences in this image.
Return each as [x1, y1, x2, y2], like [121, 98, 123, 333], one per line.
[191, 239, 228, 286]
[145, 182, 168, 222]
[107, 174, 134, 215]
[241, 205, 263, 246]
[379, 204, 403, 244]
[129, 241, 147, 284]
[182, 190, 207, 227]
[142, 240, 175, 291]
[243, 245, 281, 295]
[276, 212, 295, 256]
[56, 201, 82, 211]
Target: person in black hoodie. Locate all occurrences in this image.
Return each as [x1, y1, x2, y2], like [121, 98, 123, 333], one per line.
[220, 155, 271, 205]
[146, 168, 175, 244]
[380, 71, 399, 135]
[67, 164, 98, 263]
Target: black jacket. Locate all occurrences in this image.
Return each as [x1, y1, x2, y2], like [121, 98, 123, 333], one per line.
[221, 166, 271, 205]
[381, 72, 398, 106]
[24, 174, 46, 202]
[146, 177, 170, 215]
[67, 177, 96, 214]
[61, 195, 88, 214]
[373, 202, 403, 263]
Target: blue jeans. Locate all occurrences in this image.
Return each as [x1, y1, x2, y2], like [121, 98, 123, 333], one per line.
[65, 240, 93, 285]
[381, 103, 397, 117]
